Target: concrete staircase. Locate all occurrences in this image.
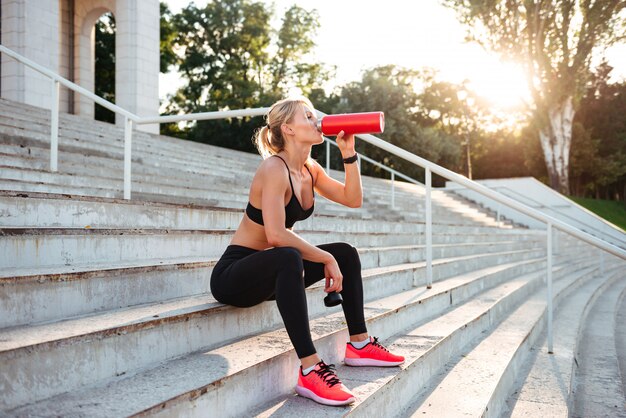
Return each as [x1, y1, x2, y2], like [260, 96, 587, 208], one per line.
[1, 99, 624, 417]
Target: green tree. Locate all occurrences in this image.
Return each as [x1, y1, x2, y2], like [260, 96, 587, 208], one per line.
[160, 0, 330, 151]
[415, 75, 491, 177]
[571, 62, 626, 200]
[160, 2, 177, 73]
[327, 66, 460, 184]
[471, 130, 532, 179]
[269, 6, 331, 98]
[95, 13, 115, 124]
[444, 0, 626, 194]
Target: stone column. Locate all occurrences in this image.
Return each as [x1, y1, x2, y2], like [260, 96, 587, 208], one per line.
[1, 0, 61, 110]
[115, 0, 160, 133]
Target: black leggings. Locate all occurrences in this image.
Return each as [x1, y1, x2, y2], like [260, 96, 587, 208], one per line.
[210, 242, 368, 359]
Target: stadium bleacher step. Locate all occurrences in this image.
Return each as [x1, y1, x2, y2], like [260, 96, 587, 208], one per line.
[505, 269, 624, 417]
[1, 225, 548, 273]
[0, 99, 513, 227]
[2, 242, 550, 328]
[396, 266, 619, 418]
[2, 254, 587, 416]
[244, 263, 596, 417]
[0, 190, 536, 235]
[1, 96, 621, 417]
[569, 273, 626, 417]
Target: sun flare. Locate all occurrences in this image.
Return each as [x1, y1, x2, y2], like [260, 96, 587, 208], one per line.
[465, 60, 531, 111]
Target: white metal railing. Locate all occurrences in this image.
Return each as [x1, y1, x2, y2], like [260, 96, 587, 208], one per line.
[446, 182, 626, 248]
[483, 185, 626, 247]
[2, 45, 625, 355]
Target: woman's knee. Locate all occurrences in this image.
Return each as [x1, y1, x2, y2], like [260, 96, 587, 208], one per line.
[274, 246, 304, 273]
[327, 242, 360, 265]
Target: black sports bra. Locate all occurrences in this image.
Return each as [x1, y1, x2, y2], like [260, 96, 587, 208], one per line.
[245, 155, 315, 228]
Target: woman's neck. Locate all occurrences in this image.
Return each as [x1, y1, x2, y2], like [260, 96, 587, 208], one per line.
[279, 145, 310, 170]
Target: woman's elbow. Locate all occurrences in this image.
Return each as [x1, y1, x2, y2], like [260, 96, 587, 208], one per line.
[266, 229, 285, 247]
[347, 197, 363, 208]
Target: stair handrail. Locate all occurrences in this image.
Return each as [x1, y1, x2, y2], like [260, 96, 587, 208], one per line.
[446, 183, 626, 247]
[0, 43, 140, 196]
[2, 44, 625, 356]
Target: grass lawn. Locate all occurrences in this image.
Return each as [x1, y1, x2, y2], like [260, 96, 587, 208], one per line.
[568, 196, 626, 232]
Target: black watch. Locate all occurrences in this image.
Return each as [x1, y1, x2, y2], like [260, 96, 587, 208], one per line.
[342, 154, 358, 164]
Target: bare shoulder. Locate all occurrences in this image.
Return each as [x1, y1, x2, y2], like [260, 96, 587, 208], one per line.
[255, 156, 290, 185]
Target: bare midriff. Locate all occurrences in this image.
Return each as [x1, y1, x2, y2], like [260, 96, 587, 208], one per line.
[230, 213, 292, 251]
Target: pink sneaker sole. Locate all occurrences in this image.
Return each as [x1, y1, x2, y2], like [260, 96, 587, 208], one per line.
[295, 385, 356, 406]
[344, 357, 404, 367]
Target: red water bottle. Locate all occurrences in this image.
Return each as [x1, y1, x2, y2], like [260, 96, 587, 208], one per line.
[317, 112, 385, 136]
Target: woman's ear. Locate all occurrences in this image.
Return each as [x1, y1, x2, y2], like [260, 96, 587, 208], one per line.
[281, 123, 295, 137]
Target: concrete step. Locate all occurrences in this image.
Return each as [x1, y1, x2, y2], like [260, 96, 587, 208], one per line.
[0, 135, 258, 186]
[505, 268, 623, 417]
[0, 190, 539, 236]
[0, 164, 425, 222]
[1, 245, 555, 328]
[1, 254, 585, 415]
[0, 190, 408, 230]
[0, 177, 379, 221]
[0, 111, 504, 226]
[0, 106, 261, 167]
[0, 118, 258, 174]
[0, 164, 252, 202]
[0, 224, 551, 272]
[0, 150, 254, 194]
[0, 144, 254, 190]
[398, 264, 618, 418]
[0, 150, 467, 226]
[0, 98, 516, 225]
[569, 273, 626, 417]
[0, 98, 265, 163]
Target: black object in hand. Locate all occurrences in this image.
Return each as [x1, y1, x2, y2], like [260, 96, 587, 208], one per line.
[324, 291, 343, 307]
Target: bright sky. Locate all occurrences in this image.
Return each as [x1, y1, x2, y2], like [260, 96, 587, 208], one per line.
[161, 0, 626, 112]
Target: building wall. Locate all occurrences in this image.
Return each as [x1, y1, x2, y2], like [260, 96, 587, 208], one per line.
[1, 0, 159, 133]
[114, 0, 160, 133]
[1, 0, 61, 109]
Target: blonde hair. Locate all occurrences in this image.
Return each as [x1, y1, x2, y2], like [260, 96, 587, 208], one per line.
[253, 97, 316, 159]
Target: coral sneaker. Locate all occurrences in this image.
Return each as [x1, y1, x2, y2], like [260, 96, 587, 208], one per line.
[344, 336, 405, 367]
[295, 361, 356, 406]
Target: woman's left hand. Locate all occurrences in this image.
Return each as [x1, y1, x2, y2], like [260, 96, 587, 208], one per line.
[336, 130, 356, 157]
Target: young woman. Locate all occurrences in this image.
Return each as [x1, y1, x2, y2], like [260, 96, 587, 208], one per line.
[210, 97, 404, 406]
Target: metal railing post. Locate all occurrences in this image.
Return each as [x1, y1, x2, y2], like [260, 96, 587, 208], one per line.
[50, 80, 60, 172]
[326, 140, 330, 174]
[123, 117, 133, 200]
[547, 222, 554, 354]
[391, 172, 395, 209]
[426, 168, 433, 289]
[554, 229, 559, 255]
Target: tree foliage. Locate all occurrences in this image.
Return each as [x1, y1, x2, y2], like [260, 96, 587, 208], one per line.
[323, 66, 460, 184]
[155, 2, 625, 198]
[95, 13, 116, 124]
[444, 0, 626, 194]
[160, 3, 177, 73]
[159, 0, 331, 151]
[571, 62, 626, 200]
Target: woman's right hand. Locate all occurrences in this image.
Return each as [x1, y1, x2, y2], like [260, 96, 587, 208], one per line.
[323, 256, 343, 293]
